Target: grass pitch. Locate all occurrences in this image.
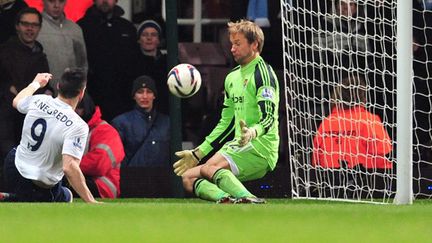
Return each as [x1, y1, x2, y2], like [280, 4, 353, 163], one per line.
[1, 199, 431, 243]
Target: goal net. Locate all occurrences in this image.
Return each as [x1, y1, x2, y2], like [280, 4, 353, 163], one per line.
[281, 0, 432, 203]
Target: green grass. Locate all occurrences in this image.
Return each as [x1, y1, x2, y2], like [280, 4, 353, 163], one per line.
[1, 199, 431, 243]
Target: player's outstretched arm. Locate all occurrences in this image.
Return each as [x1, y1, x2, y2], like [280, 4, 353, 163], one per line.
[12, 73, 52, 108]
[173, 148, 204, 176]
[62, 154, 100, 203]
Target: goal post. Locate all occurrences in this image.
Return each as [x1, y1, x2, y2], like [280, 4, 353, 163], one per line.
[281, 0, 426, 204]
[394, 0, 413, 205]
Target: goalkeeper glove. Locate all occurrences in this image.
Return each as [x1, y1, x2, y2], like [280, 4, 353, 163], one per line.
[239, 120, 257, 147]
[173, 148, 204, 176]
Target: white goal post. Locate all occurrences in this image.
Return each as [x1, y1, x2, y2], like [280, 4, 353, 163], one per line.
[394, 0, 412, 205]
[281, 0, 432, 204]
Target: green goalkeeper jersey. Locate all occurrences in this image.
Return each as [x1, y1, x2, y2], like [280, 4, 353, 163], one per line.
[199, 56, 280, 169]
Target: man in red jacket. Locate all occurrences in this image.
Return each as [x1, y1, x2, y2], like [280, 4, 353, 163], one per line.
[313, 74, 393, 169]
[75, 93, 125, 198]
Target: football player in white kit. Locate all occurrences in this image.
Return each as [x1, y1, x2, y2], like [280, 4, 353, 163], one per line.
[1, 69, 99, 203]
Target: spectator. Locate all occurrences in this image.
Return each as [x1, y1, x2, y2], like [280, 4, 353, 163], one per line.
[0, 7, 50, 169]
[312, 74, 393, 169]
[134, 19, 169, 115]
[0, 0, 28, 44]
[37, 0, 88, 96]
[112, 75, 170, 167]
[77, 0, 137, 121]
[314, 0, 369, 69]
[24, 0, 93, 22]
[74, 93, 124, 199]
[2, 70, 99, 203]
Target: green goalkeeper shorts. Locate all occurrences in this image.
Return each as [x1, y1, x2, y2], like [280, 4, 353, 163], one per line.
[219, 140, 270, 182]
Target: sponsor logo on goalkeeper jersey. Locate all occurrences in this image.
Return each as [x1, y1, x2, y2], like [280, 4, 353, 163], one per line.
[232, 96, 244, 103]
[243, 79, 248, 87]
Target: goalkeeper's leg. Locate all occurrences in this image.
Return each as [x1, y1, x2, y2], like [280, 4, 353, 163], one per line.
[200, 147, 270, 200]
[182, 165, 231, 202]
[193, 178, 231, 201]
[200, 153, 255, 198]
[182, 149, 269, 202]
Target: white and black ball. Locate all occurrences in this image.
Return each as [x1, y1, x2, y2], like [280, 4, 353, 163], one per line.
[167, 63, 202, 98]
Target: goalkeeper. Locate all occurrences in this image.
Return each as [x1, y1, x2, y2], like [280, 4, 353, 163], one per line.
[174, 19, 279, 204]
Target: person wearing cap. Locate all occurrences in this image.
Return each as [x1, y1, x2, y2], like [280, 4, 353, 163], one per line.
[134, 19, 169, 115]
[111, 75, 170, 168]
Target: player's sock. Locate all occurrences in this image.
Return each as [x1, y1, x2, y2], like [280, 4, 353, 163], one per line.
[193, 178, 230, 202]
[212, 169, 255, 198]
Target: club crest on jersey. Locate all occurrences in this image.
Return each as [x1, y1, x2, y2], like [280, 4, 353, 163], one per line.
[73, 137, 83, 150]
[261, 88, 274, 100]
[243, 79, 248, 87]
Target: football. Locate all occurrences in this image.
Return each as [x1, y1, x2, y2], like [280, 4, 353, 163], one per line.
[167, 63, 202, 98]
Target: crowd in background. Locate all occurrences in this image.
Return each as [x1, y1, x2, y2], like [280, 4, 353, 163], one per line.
[0, 0, 174, 197]
[1, 0, 431, 198]
[0, 0, 284, 198]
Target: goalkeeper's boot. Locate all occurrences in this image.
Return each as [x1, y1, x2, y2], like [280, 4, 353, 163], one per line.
[216, 196, 236, 204]
[234, 197, 266, 204]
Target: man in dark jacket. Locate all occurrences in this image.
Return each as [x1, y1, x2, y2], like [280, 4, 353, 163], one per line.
[111, 75, 171, 197]
[112, 75, 170, 168]
[77, 0, 137, 122]
[0, 7, 50, 178]
[135, 19, 169, 115]
[0, 0, 28, 44]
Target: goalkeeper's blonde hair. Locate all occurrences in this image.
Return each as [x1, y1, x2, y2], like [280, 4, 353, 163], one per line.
[227, 19, 264, 53]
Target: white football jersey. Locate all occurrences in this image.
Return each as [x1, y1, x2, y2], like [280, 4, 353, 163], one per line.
[15, 94, 88, 186]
